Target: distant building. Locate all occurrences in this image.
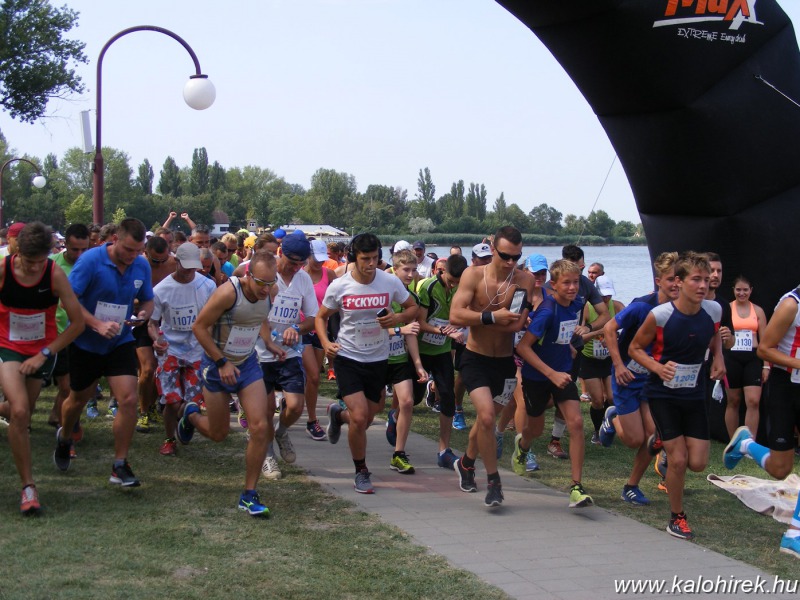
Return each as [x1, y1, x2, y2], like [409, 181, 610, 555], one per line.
[279, 224, 348, 238]
[210, 210, 231, 237]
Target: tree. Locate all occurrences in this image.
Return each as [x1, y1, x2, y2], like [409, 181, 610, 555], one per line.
[0, 0, 87, 123]
[493, 192, 507, 222]
[408, 216, 434, 234]
[307, 168, 357, 227]
[412, 167, 436, 219]
[528, 203, 563, 235]
[111, 207, 127, 224]
[504, 203, 530, 232]
[208, 160, 226, 192]
[189, 147, 209, 195]
[586, 209, 615, 238]
[136, 159, 154, 195]
[612, 220, 637, 237]
[158, 156, 181, 197]
[465, 182, 487, 221]
[64, 193, 92, 225]
[562, 214, 588, 236]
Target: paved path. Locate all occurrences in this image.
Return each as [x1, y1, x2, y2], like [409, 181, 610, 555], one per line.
[278, 403, 794, 600]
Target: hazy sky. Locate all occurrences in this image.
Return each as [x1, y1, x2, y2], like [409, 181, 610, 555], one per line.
[1, 0, 798, 224]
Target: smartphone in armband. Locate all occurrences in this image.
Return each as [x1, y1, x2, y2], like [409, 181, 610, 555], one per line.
[510, 289, 527, 314]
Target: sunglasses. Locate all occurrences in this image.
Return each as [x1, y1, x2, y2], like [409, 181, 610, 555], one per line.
[250, 273, 277, 287]
[496, 250, 522, 262]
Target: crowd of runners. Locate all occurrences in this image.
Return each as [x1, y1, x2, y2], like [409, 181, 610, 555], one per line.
[0, 217, 797, 559]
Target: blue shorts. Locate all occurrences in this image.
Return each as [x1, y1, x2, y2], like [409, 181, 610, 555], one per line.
[261, 357, 306, 395]
[201, 352, 262, 394]
[611, 371, 648, 416]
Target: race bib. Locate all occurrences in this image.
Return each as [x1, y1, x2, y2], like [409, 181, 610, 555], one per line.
[223, 325, 260, 357]
[592, 341, 609, 360]
[663, 363, 702, 389]
[492, 378, 517, 406]
[792, 349, 800, 384]
[732, 330, 754, 352]
[95, 301, 127, 326]
[513, 330, 525, 347]
[355, 321, 384, 351]
[270, 293, 302, 325]
[627, 359, 649, 376]
[421, 317, 449, 346]
[169, 304, 198, 332]
[9, 312, 45, 341]
[388, 335, 406, 357]
[557, 318, 578, 345]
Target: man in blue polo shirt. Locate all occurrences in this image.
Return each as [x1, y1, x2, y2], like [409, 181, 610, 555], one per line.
[53, 218, 154, 487]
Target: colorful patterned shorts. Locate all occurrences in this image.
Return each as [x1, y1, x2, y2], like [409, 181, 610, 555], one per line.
[156, 355, 203, 405]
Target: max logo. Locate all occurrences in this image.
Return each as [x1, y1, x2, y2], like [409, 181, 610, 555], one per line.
[342, 293, 389, 310]
[654, 0, 762, 30]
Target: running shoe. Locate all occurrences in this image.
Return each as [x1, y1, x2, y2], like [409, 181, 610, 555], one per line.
[779, 532, 800, 559]
[495, 429, 504, 459]
[437, 448, 458, 470]
[657, 480, 669, 494]
[484, 481, 504, 507]
[262, 455, 282, 480]
[69, 445, 77, 459]
[621, 485, 650, 506]
[53, 427, 73, 472]
[723, 425, 753, 470]
[135, 413, 151, 433]
[177, 401, 200, 444]
[590, 432, 602, 446]
[424, 379, 436, 410]
[327, 403, 343, 445]
[306, 420, 327, 441]
[454, 458, 477, 493]
[547, 440, 568, 459]
[354, 469, 374, 494]
[452, 410, 467, 431]
[20, 485, 40, 515]
[159, 438, 177, 456]
[0, 416, 8, 427]
[390, 452, 415, 474]
[647, 433, 663, 456]
[511, 433, 527, 476]
[385, 385, 393, 397]
[237, 409, 248, 430]
[238, 490, 270, 517]
[525, 450, 540, 472]
[107, 397, 118, 418]
[666, 513, 694, 540]
[654, 450, 668, 479]
[109, 461, 141, 487]
[568, 483, 594, 508]
[71, 420, 83, 443]
[385, 409, 397, 446]
[275, 429, 296, 464]
[326, 368, 336, 381]
[148, 405, 162, 425]
[599, 405, 617, 447]
[86, 400, 100, 419]
[580, 393, 591, 403]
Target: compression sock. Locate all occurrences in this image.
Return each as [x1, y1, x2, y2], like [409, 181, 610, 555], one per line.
[741, 438, 770, 469]
[354, 458, 367, 473]
[552, 417, 566, 439]
[461, 455, 476, 469]
[589, 406, 604, 432]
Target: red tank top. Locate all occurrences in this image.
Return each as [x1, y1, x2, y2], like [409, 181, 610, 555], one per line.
[0, 255, 59, 354]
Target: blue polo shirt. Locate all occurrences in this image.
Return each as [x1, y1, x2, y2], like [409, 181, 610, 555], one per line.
[521, 294, 583, 382]
[69, 243, 154, 353]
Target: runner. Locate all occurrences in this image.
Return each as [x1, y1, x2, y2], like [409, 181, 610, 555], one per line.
[629, 251, 724, 540]
[1, 222, 85, 514]
[180, 251, 282, 517]
[450, 226, 534, 507]
[315, 233, 418, 494]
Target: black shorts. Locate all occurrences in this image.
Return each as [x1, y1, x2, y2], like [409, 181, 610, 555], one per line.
[521, 379, 580, 417]
[302, 331, 324, 350]
[571, 352, 582, 381]
[724, 350, 762, 389]
[69, 342, 138, 392]
[452, 342, 466, 372]
[52, 346, 70, 378]
[648, 396, 709, 442]
[419, 352, 455, 417]
[385, 360, 415, 387]
[459, 349, 517, 405]
[261, 357, 306, 395]
[133, 323, 153, 349]
[334, 355, 387, 404]
[579, 356, 611, 380]
[763, 368, 800, 451]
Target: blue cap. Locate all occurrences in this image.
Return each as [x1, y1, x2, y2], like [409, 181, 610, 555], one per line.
[281, 231, 311, 260]
[525, 254, 549, 272]
[274, 228, 286, 239]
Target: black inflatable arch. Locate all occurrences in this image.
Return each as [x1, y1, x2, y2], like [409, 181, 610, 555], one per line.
[497, 0, 800, 310]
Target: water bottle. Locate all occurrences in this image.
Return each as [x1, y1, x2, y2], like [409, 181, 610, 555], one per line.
[155, 329, 167, 356]
[272, 329, 303, 353]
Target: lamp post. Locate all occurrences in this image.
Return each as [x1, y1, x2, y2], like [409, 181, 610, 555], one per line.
[92, 25, 215, 224]
[0, 158, 46, 227]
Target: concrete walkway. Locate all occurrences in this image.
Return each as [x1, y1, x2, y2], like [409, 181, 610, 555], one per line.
[279, 402, 795, 600]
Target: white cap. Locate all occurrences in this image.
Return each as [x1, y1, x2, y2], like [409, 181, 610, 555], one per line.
[472, 243, 492, 258]
[310, 239, 328, 262]
[394, 240, 412, 253]
[596, 275, 616, 297]
[175, 242, 202, 270]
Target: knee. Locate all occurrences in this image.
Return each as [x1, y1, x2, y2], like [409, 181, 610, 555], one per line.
[566, 412, 584, 433]
[117, 393, 138, 408]
[476, 410, 495, 432]
[769, 459, 793, 480]
[306, 369, 319, 388]
[139, 361, 156, 380]
[10, 403, 30, 423]
[624, 434, 645, 449]
[668, 451, 688, 472]
[348, 410, 369, 431]
[246, 418, 266, 441]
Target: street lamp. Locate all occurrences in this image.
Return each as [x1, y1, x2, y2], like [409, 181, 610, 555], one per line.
[0, 158, 46, 227]
[92, 25, 215, 224]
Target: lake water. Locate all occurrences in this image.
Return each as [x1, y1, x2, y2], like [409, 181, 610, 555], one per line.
[426, 245, 654, 305]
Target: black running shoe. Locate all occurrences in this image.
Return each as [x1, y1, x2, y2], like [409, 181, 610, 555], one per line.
[484, 481, 504, 507]
[109, 461, 141, 487]
[455, 458, 477, 493]
[53, 427, 73, 472]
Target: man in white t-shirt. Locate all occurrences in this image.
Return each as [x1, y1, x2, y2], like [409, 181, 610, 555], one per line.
[257, 233, 319, 479]
[413, 241, 435, 279]
[315, 233, 418, 494]
[147, 243, 216, 457]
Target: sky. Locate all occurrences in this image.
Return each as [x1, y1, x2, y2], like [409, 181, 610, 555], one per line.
[2, 0, 799, 224]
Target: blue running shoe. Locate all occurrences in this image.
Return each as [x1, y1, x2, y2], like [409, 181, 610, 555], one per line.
[779, 532, 800, 559]
[599, 406, 617, 447]
[86, 400, 100, 420]
[723, 426, 752, 470]
[495, 430, 503, 459]
[525, 450, 540, 472]
[385, 409, 397, 446]
[452, 410, 467, 431]
[177, 402, 200, 445]
[327, 403, 343, 445]
[238, 490, 270, 517]
[621, 485, 650, 506]
[437, 448, 458, 470]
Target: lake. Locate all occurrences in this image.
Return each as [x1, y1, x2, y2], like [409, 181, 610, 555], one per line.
[425, 245, 654, 305]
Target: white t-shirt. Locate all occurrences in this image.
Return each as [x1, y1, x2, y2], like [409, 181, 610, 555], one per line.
[323, 268, 410, 362]
[257, 269, 318, 362]
[151, 273, 217, 362]
[416, 255, 435, 279]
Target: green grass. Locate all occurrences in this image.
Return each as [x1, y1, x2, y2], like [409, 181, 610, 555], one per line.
[380, 380, 800, 581]
[0, 388, 507, 600]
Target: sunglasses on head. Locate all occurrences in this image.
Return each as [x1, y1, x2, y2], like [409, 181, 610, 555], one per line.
[495, 250, 522, 262]
[250, 273, 277, 287]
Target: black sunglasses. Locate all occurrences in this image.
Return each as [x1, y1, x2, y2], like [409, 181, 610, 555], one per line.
[496, 250, 522, 262]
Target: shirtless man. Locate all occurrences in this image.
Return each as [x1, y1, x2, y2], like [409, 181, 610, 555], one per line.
[450, 226, 535, 507]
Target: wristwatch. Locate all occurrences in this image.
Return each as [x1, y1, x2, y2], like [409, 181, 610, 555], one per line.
[215, 356, 228, 368]
[40, 347, 53, 359]
[394, 326, 402, 336]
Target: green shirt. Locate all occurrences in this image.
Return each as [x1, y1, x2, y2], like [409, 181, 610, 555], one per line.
[50, 251, 75, 334]
[416, 275, 457, 356]
[388, 288, 419, 365]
